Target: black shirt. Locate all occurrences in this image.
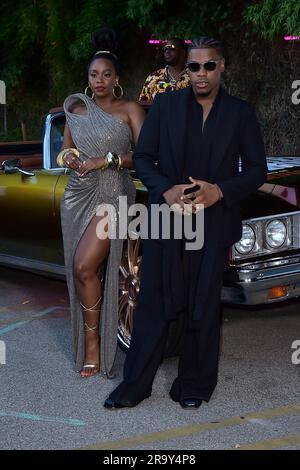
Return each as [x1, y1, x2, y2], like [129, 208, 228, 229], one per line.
[183, 86, 222, 183]
[182, 87, 223, 318]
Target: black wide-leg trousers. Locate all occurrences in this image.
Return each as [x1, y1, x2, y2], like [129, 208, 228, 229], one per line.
[109, 248, 228, 406]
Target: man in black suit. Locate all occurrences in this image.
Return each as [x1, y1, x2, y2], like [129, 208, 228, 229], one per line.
[104, 37, 267, 409]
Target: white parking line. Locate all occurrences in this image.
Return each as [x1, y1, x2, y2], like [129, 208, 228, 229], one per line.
[0, 306, 69, 335]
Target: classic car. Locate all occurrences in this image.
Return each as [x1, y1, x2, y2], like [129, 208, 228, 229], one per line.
[1, 108, 300, 355]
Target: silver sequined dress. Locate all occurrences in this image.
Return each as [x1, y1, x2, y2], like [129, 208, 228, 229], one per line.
[61, 93, 136, 378]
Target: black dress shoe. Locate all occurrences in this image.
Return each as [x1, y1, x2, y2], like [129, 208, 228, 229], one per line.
[179, 398, 202, 409]
[103, 397, 134, 409]
[103, 398, 126, 409]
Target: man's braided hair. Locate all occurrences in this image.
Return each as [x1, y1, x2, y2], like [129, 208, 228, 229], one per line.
[188, 37, 224, 57]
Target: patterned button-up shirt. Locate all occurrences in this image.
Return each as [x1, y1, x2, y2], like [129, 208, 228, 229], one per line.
[139, 66, 190, 102]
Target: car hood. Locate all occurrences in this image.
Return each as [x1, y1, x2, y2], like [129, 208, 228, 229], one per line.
[241, 156, 300, 220]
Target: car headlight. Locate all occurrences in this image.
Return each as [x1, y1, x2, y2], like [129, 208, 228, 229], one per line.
[265, 219, 287, 248]
[235, 224, 256, 254]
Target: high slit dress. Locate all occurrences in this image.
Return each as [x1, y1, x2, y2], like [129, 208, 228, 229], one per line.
[61, 93, 136, 378]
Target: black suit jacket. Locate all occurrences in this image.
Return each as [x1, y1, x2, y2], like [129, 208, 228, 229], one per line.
[133, 86, 267, 247]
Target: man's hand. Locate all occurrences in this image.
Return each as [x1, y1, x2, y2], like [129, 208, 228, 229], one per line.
[77, 157, 106, 177]
[163, 183, 197, 213]
[180, 177, 221, 209]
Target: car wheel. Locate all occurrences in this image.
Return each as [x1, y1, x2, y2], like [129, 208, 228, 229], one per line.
[117, 235, 141, 351]
[117, 236, 183, 357]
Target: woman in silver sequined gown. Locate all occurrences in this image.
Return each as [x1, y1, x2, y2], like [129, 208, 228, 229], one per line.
[60, 38, 145, 379]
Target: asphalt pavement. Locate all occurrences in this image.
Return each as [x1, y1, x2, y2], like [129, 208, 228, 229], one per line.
[0, 266, 299, 451]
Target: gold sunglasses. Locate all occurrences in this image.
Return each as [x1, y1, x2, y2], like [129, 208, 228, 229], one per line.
[163, 44, 176, 51]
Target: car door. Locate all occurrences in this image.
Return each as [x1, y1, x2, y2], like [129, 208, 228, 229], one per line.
[0, 165, 61, 269]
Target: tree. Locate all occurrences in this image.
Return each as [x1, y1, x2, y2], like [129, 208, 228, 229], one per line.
[126, 0, 231, 37]
[126, 0, 300, 39]
[245, 0, 300, 39]
[0, 0, 145, 138]
[0, 0, 299, 152]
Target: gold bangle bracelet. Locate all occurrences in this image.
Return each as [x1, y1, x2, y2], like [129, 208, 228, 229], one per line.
[118, 155, 122, 169]
[101, 155, 109, 170]
[56, 148, 80, 167]
[56, 154, 65, 167]
[56, 151, 65, 167]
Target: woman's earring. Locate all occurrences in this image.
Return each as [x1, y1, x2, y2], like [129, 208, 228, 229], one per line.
[84, 85, 94, 99]
[113, 81, 123, 99]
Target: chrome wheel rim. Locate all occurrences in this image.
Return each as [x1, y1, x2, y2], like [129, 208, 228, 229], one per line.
[118, 236, 141, 349]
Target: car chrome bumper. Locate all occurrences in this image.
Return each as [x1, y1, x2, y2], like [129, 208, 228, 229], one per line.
[222, 253, 300, 305]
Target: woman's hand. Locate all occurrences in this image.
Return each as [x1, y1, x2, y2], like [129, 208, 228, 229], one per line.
[77, 157, 106, 177]
[62, 151, 81, 171]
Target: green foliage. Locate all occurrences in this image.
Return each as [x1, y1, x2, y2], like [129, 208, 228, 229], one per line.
[126, 0, 231, 37]
[0, 0, 299, 152]
[0, 0, 138, 130]
[0, 1, 45, 87]
[126, 0, 300, 39]
[244, 0, 300, 39]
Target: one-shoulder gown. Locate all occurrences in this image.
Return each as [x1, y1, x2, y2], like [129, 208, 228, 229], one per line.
[61, 93, 136, 378]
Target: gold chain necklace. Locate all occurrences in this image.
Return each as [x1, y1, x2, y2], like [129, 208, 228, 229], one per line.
[167, 66, 185, 84]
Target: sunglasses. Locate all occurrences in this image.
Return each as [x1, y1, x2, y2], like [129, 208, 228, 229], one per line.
[187, 59, 221, 72]
[163, 44, 176, 51]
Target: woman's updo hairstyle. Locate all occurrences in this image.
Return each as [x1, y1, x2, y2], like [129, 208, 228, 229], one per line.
[88, 27, 120, 74]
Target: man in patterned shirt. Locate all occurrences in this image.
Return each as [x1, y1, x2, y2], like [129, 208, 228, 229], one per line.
[139, 38, 190, 102]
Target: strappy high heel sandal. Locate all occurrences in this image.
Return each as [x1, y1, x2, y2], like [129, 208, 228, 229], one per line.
[80, 297, 102, 378]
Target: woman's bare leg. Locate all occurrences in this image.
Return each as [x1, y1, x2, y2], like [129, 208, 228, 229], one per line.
[73, 214, 110, 377]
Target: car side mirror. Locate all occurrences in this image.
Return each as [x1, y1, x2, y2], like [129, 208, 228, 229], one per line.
[1, 159, 35, 177]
